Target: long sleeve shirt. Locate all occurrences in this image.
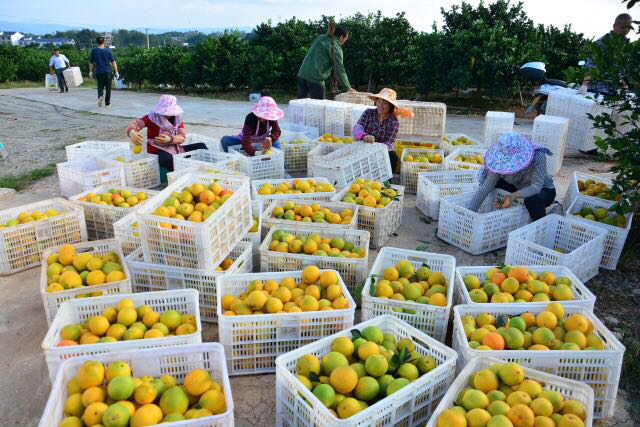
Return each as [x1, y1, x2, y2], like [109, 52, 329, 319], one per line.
[352, 108, 399, 150]
[469, 150, 554, 212]
[238, 113, 281, 156]
[126, 115, 186, 155]
[297, 35, 351, 90]
[49, 54, 69, 69]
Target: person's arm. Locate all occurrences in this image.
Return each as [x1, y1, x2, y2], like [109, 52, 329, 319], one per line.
[126, 117, 147, 145]
[468, 172, 499, 212]
[511, 151, 549, 199]
[171, 123, 186, 144]
[240, 116, 256, 156]
[269, 120, 281, 141]
[353, 109, 371, 140]
[63, 55, 70, 67]
[333, 44, 351, 91]
[88, 49, 94, 78]
[49, 57, 55, 74]
[110, 51, 119, 79]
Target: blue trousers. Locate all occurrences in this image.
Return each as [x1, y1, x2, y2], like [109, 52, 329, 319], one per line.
[220, 136, 281, 152]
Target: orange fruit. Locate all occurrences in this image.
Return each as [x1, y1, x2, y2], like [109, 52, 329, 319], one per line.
[482, 332, 505, 350]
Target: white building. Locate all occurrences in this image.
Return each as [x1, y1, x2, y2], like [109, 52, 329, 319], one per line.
[24, 37, 76, 48]
[0, 31, 24, 45]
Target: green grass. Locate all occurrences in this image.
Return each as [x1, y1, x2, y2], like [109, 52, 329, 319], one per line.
[0, 80, 42, 89]
[0, 163, 57, 190]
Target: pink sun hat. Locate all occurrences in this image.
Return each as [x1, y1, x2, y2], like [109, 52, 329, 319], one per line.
[484, 132, 535, 175]
[150, 95, 183, 116]
[252, 96, 284, 121]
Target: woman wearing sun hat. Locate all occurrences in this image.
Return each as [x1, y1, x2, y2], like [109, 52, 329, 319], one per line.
[126, 94, 207, 171]
[221, 96, 284, 156]
[468, 132, 557, 220]
[352, 88, 413, 171]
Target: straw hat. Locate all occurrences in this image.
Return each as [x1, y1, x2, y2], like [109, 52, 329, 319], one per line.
[484, 132, 535, 175]
[368, 88, 413, 118]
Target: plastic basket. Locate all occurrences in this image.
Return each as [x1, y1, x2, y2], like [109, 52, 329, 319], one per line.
[137, 172, 252, 270]
[57, 158, 126, 197]
[334, 91, 374, 105]
[112, 212, 140, 256]
[415, 170, 479, 220]
[39, 343, 234, 427]
[444, 146, 487, 171]
[484, 111, 515, 145]
[275, 315, 458, 427]
[441, 133, 485, 155]
[532, 115, 569, 175]
[505, 214, 607, 282]
[65, 140, 129, 163]
[251, 177, 337, 204]
[62, 67, 83, 87]
[126, 241, 252, 323]
[173, 149, 245, 174]
[302, 99, 328, 132]
[217, 270, 356, 375]
[361, 248, 456, 343]
[563, 171, 614, 210]
[324, 102, 352, 136]
[42, 289, 202, 383]
[401, 101, 447, 138]
[287, 99, 307, 126]
[279, 130, 313, 173]
[400, 147, 445, 193]
[45, 73, 58, 91]
[454, 265, 596, 310]
[40, 239, 132, 325]
[167, 167, 242, 185]
[229, 144, 285, 180]
[307, 142, 345, 176]
[259, 226, 370, 294]
[546, 89, 575, 119]
[311, 143, 393, 189]
[437, 190, 530, 254]
[262, 199, 359, 231]
[452, 304, 624, 419]
[332, 184, 404, 249]
[566, 196, 633, 270]
[241, 200, 263, 267]
[425, 356, 594, 427]
[185, 133, 222, 151]
[106, 152, 161, 189]
[0, 198, 87, 276]
[568, 96, 600, 151]
[69, 186, 158, 240]
[280, 123, 320, 139]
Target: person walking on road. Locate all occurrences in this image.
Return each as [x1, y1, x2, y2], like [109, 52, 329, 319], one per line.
[297, 22, 356, 99]
[49, 48, 70, 93]
[89, 36, 119, 108]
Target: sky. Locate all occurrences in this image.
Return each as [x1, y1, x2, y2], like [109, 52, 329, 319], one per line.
[0, 0, 634, 39]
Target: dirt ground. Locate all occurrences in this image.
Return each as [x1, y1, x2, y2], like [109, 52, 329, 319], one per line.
[0, 92, 636, 426]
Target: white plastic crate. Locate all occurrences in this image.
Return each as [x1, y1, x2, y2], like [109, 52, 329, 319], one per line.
[440, 133, 484, 155]
[69, 186, 158, 240]
[112, 211, 140, 256]
[415, 170, 479, 220]
[454, 265, 596, 311]
[279, 130, 313, 173]
[402, 101, 447, 138]
[167, 166, 242, 185]
[287, 99, 307, 126]
[241, 200, 263, 267]
[532, 115, 569, 175]
[484, 111, 515, 145]
[452, 304, 624, 419]
[437, 189, 531, 254]
[400, 147, 444, 193]
[251, 177, 337, 204]
[569, 96, 601, 151]
[40, 239, 133, 325]
[312, 143, 393, 189]
[324, 101, 352, 136]
[39, 343, 234, 427]
[173, 149, 245, 174]
[361, 248, 456, 343]
[280, 123, 319, 139]
[229, 144, 285, 180]
[275, 315, 458, 427]
[444, 146, 487, 171]
[566, 196, 633, 270]
[65, 140, 129, 163]
[259, 226, 370, 294]
[262, 199, 359, 231]
[137, 172, 252, 270]
[563, 171, 614, 210]
[185, 133, 222, 151]
[546, 88, 575, 119]
[505, 214, 607, 282]
[42, 289, 202, 383]
[302, 99, 328, 132]
[335, 91, 374, 105]
[332, 184, 404, 249]
[62, 67, 83, 87]
[425, 356, 594, 427]
[306, 142, 345, 176]
[106, 152, 161, 189]
[217, 270, 356, 375]
[126, 241, 252, 323]
[57, 158, 126, 197]
[0, 198, 87, 276]
[45, 73, 58, 91]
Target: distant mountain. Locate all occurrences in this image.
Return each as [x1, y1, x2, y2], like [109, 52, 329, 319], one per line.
[0, 20, 253, 36]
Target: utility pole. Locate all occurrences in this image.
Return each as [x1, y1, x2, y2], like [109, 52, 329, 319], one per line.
[145, 28, 150, 49]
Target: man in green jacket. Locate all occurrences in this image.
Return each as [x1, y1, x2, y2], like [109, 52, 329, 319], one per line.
[297, 24, 356, 99]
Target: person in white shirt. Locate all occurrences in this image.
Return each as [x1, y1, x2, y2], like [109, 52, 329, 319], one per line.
[49, 48, 70, 93]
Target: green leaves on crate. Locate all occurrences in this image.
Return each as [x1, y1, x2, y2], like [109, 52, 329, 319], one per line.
[351, 329, 362, 340]
[389, 347, 413, 372]
[383, 180, 392, 189]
